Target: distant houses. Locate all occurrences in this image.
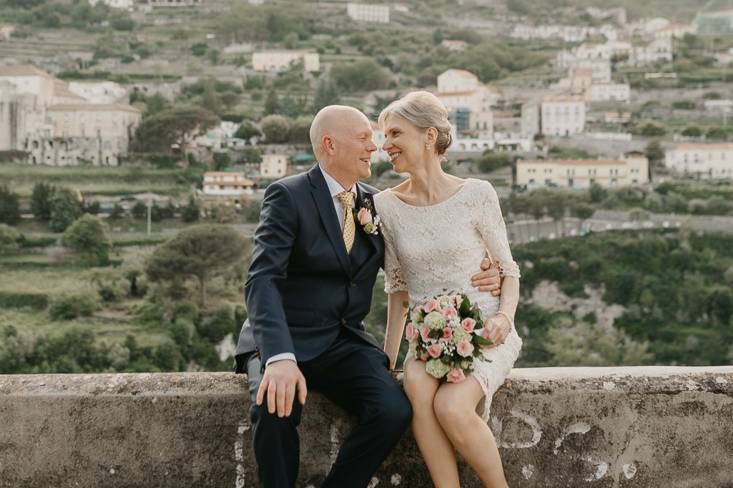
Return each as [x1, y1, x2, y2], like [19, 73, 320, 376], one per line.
[517, 154, 649, 189]
[0, 64, 140, 166]
[665, 143, 733, 180]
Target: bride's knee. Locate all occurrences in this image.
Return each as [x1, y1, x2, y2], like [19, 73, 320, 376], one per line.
[433, 389, 474, 429]
[403, 360, 437, 403]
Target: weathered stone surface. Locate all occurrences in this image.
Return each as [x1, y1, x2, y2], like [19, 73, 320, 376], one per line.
[1, 367, 732, 487]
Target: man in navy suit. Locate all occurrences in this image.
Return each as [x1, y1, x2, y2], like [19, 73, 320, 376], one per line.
[236, 105, 502, 488]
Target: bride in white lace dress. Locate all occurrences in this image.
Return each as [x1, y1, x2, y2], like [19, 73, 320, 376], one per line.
[375, 91, 521, 488]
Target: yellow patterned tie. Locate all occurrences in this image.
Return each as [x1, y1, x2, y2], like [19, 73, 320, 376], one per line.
[336, 191, 355, 254]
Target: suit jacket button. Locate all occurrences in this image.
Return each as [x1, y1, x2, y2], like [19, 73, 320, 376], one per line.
[341, 318, 347, 325]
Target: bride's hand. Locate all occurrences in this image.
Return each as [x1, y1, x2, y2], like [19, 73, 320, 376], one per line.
[482, 314, 512, 347]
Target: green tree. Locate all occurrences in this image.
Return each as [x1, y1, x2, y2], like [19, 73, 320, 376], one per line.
[312, 79, 340, 112]
[212, 152, 231, 171]
[264, 89, 280, 115]
[132, 105, 219, 162]
[49, 189, 83, 232]
[62, 214, 112, 266]
[146, 225, 249, 308]
[589, 183, 607, 203]
[331, 59, 391, 92]
[545, 319, 653, 366]
[289, 116, 313, 144]
[181, 196, 200, 223]
[0, 224, 21, 255]
[30, 182, 56, 222]
[234, 121, 261, 141]
[644, 140, 664, 164]
[260, 114, 291, 143]
[639, 122, 666, 137]
[0, 185, 21, 225]
[476, 151, 512, 173]
[681, 126, 702, 137]
[131, 201, 147, 220]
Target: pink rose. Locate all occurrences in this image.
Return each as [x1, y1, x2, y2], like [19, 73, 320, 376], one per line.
[420, 326, 431, 342]
[441, 306, 458, 320]
[405, 322, 419, 343]
[442, 327, 454, 341]
[427, 343, 443, 359]
[456, 339, 474, 357]
[423, 299, 440, 313]
[461, 317, 476, 333]
[357, 207, 372, 226]
[446, 369, 466, 383]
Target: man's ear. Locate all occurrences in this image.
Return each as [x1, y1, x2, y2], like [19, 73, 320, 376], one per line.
[322, 135, 336, 155]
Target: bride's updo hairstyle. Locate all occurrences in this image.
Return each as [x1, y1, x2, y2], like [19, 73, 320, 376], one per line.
[378, 91, 453, 155]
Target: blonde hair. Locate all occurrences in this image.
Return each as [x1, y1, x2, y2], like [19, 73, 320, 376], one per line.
[378, 91, 453, 155]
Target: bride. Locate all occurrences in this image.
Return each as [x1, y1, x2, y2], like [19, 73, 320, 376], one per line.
[374, 91, 522, 488]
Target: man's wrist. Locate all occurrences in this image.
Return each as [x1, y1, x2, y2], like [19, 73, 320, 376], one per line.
[265, 352, 296, 367]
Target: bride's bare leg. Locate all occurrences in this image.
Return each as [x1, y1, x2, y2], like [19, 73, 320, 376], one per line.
[403, 358, 461, 488]
[433, 377, 508, 488]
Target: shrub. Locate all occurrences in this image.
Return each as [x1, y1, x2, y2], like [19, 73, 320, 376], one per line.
[49, 293, 99, 320]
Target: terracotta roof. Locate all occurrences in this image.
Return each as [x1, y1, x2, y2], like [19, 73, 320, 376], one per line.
[48, 103, 141, 113]
[0, 64, 52, 78]
[437, 90, 477, 97]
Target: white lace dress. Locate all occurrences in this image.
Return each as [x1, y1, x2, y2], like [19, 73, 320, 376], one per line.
[374, 178, 522, 421]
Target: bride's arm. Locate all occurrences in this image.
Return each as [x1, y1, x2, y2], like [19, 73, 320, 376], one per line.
[385, 291, 409, 370]
[476, 182, 521, 343]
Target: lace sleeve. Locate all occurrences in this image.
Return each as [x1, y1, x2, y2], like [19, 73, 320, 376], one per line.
[474, 181, 521, 279]
[375, 194, 408, 294]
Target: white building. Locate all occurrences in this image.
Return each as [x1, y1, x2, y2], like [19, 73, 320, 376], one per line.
[436, 69, 499, 138]
[0, 65, 140, 166]
[665, 143, 733, 180]
[252, 51, 319, 72]
[202, 172, 256, 196]
[630, 37, 673, 66]
[260, 154, 288, 178]
[195, 121, 241, 151]
[588, 83, 630, 102]
[517, 155, 649, 189]
[0, 64, 56, 103]
[541, 95, 586, 136]
[346, 3, 390, 23]
[68, 81, 127, 104]
[88, 0, 134, 8]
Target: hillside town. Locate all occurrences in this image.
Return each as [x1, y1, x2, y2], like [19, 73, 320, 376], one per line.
[0, 0, 732, 379]
[1, 0, 731, 208]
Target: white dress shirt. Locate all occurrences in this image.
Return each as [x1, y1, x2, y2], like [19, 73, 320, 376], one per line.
[265, 164, 357, 367]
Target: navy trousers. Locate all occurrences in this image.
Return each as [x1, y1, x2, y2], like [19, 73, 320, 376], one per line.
[247, 329, 412, 488]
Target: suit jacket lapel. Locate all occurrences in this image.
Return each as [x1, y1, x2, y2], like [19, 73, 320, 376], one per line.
[355, 183, 383, 255]
[308, 165, 351, 275]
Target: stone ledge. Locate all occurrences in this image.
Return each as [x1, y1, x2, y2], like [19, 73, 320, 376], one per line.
[1, 366, 732, 487]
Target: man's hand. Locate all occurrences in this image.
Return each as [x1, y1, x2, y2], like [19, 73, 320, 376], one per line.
[471, 258, 502, 297]
[256, 360, 307, 417]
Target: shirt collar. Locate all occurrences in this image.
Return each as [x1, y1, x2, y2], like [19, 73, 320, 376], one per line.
[318, 163, 357, 199]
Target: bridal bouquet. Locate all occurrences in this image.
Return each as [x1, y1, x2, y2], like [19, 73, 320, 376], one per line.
[405, 293, 493, 383]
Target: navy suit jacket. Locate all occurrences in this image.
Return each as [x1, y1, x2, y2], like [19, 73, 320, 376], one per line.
[237, 165, 385, 371]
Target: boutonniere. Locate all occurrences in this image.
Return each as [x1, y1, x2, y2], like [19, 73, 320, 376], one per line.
[355, 197, 381, 235]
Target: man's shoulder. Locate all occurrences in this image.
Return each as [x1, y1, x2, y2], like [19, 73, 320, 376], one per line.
[267, 171, 312, 196]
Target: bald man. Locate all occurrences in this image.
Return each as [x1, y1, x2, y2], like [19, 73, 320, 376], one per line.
[235, 106, 502, 488]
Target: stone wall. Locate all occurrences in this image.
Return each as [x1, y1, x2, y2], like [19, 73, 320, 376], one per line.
[1, 366, 732, 487]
